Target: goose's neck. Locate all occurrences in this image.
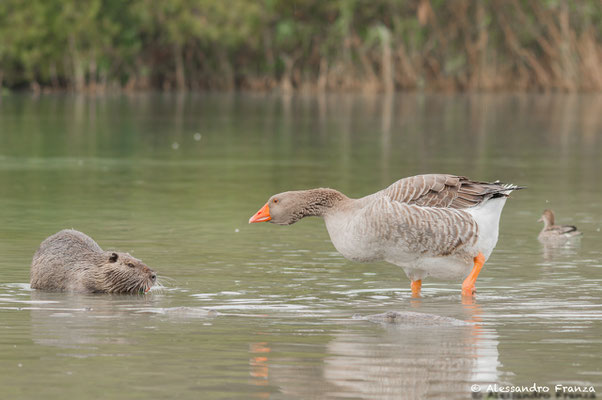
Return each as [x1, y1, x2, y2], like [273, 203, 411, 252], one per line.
[300, 189, 350, 218]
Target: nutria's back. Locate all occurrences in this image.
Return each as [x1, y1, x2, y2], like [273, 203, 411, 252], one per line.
[30, 229, 156, 294]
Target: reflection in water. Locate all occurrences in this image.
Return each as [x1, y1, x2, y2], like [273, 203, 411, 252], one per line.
[2, 93, 600, 176]
[249, 341, 271, 398]
[541, 239, 581, 261]
[26, 290, 157, 350]
[263, 304, 500, 400]
[322, 326, 498, 399]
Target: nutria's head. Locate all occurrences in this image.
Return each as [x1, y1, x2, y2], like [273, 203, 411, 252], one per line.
[97, 252, 156, 294]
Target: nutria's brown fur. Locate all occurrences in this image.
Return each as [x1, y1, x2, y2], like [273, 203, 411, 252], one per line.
[30, 229, 156, 294]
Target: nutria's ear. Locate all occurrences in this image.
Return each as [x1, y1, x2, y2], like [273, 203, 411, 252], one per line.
[109, 253, 119, 263]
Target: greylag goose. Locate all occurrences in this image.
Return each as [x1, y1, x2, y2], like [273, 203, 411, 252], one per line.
[249, 174, 521, 297]
[538, 209, 581, 242]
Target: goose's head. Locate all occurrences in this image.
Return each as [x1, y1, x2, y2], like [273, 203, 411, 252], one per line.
[249, 189, 347, 225]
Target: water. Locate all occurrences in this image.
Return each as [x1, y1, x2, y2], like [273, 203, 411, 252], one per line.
[0, 93, 601, 399]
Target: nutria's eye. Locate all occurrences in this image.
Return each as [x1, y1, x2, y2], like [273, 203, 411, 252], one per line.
[127, 263, 135, 268]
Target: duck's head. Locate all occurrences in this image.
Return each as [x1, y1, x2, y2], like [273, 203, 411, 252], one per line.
[538, 209, 555, 227]
[249, 189, 347, 225]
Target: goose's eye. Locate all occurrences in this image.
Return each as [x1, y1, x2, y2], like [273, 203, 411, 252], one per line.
[273, 199, 279, 204]
[127, 263, 135, 268]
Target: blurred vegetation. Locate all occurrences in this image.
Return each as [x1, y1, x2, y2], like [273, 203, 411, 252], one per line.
[0, 0, 601, 92]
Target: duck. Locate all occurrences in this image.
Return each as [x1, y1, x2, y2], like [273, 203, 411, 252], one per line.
[249, 174, 521, 297]
[538, 209, 581, 242]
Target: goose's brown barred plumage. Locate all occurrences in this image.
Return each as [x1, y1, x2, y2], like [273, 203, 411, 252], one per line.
[364, 199, 479, 258]
[381, 174, 515, 209]
[250, 173, 522, 297]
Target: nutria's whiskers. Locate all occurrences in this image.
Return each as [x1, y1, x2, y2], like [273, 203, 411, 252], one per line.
[157, 276, 176, 283]
[150, 281, 166, 293]
[154, 276, 177, 288]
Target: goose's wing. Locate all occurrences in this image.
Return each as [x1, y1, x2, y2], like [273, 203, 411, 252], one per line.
[380, 174, 518, 209]
[366, 199, 479, 257]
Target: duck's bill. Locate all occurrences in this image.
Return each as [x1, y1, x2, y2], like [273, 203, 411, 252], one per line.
[249, 203, 271, 223]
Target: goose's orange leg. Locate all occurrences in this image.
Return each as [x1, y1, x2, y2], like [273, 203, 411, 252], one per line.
[411, 280, 422, 298]
[462, 252, 486, 296]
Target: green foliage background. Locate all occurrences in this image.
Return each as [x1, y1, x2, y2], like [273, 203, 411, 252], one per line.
[1, 0, 600, 91]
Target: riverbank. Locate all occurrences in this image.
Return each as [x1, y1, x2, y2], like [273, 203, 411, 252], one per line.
[1, 0, 601, 93]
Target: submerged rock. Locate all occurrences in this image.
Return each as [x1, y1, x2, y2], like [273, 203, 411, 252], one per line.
[353, 311, 470, 326]
[140, 307, 219, 318]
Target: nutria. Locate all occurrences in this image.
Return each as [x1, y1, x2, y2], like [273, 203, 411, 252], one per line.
[30, 229, 156, 294]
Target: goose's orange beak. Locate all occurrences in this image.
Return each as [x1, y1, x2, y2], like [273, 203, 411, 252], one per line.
[249, 203, 271, 223]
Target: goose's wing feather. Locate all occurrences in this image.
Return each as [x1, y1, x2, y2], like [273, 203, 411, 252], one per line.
[381, 174, 517, 209]
[367, 199, 479, 257]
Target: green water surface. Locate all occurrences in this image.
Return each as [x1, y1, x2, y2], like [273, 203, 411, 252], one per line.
[0, 93, 601, 399]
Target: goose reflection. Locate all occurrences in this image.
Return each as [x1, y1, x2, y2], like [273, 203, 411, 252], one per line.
[323, 313, 499, 398]
[261, 302, 500, 400]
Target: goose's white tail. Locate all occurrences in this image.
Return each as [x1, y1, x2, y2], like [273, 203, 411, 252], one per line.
[468, 183, 520, 260]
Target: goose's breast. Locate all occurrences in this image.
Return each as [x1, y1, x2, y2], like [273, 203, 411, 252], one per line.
[323, 212, 382, 262]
